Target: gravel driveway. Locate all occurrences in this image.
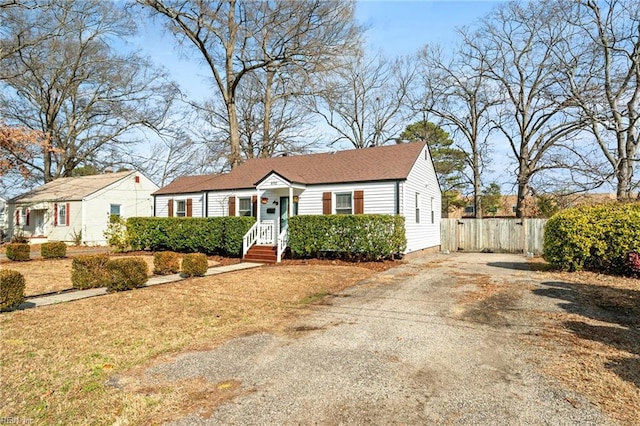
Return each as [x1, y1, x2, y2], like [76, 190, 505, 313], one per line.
[146, 253, 615, 425]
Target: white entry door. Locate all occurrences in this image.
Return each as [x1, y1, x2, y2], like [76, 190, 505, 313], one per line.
[34, 210, 45, 235]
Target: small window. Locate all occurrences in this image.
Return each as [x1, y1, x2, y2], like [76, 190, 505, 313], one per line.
[415, 193, 421, 224]
[431, 197, 435, 224]
[176, 200, 186, 217]
[512, 205, 517, 213]
[238, 197, 252, 217]
[464, 205, 475, 214]
[335, 193, 353, 215]
[110, 204, 121, 217]
[57, 204, 67, 226]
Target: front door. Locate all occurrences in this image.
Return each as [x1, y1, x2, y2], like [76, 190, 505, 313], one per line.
[34, 210, 45, 235]
[279, 196, 289, 233]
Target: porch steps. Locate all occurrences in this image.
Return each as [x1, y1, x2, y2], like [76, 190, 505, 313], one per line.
[244, 245, 277, 263]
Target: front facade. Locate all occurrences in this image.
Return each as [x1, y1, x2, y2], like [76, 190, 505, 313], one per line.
[7, 171, 158, 245]
[0, 196, 7, 239]
[154, 143, 441, 260]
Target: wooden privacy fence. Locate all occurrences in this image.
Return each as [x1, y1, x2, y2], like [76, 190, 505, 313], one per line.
[440, 218, 547, 255]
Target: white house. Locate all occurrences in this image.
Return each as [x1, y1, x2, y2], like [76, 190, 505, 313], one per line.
[7, 171, 158, 245]
[154, 142, 441, 261]
[0, 196, 7, 240]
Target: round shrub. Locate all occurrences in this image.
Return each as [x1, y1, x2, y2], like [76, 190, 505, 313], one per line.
[71, 254, 110, 289]
[180, 253, 208, 277]
[0, 270, 26, 311]
[40, 241, 67, 259]
[544, 202, 640, 274]
[153, 251, 181, 275]
[106, 258, 148, 292]
[6, 243, 30, 261]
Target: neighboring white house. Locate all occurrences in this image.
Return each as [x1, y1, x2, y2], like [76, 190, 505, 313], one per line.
[7, 171, 158, 245]
[0, 196, 7, 240]
[154, 142, 441, 261]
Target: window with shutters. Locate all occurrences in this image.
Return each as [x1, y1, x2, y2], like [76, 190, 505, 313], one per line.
[335, 193, 353, 215]
[176, 200, 186, 217]
[238, 197, 252, 216]
[57, 204, 67, 226]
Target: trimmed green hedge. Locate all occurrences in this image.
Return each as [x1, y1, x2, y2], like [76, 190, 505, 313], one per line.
[126, 217, 255, 256]
[543, 203, 640, 274]
[41, 241, 67, 259]
[6, 243, 30, 261]
[288, 214, 406, 261]
[0, 270, 25, 311]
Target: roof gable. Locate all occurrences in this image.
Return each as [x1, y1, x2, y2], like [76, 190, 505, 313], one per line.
[9, 171, 136, 203]
[154, 142, 427, 195]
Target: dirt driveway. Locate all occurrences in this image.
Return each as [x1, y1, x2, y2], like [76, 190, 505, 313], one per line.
[133, 253, 616, 425]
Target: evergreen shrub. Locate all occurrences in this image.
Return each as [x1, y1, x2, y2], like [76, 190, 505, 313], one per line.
[0, 270, 25, 310]
[6, 243, 30, 261]
[153, 251, 181, 275]
[40, 241, 67, 259]
[71, 254, 110, 289]
[180, 253, 208, 277]
[106, 258, 148, 292]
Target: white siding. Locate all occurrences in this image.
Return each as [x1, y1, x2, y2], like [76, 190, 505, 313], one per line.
[155, 193, 204, 218]
[401, 145, 441, 253]
[47, 201, 83, 243]
[298, 181, 396, 215]
[207, 190, 256, 217]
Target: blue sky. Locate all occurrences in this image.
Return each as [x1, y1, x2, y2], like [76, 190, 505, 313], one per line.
[138, 1, 505, 101]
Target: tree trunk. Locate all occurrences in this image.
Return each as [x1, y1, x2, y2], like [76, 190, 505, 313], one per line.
[227, 98, 242, 169]
[262, 67, 274, 158]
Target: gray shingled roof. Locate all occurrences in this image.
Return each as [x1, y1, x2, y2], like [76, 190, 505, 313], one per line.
[154, 142, 426, 195]
[9, 171, 135, 203]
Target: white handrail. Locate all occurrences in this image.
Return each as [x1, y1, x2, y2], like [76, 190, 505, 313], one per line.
[276, 226, 288, 263]
[242, 221, 259, 258]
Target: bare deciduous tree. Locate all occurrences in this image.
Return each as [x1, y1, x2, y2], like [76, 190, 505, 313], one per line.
[417, 41, 499, 217]
[140, 0, 359, 167]
[557, 0, 640, 199]
[468, 0, 585, 217]
[0, 0, 177, 183]
[308, 51, 417, 149]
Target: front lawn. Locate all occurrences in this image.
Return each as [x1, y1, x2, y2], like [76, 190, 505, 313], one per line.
[0, 264, 375, 425]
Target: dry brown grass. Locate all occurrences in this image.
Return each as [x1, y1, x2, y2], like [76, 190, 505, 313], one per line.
[0, 255, 222, 296]
[0, 264, 375, 425]
[527, 264, 640, 425]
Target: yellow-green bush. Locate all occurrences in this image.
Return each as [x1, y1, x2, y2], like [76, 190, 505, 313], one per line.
[106, 258, 148, 292]
[40, 241, 67, 259]
[0, 270, 25, 311]
[153, 251, 181, 275]
[180, 253, 208, 277]
[6, 243, 30, 261]
[71, 254, 110, 289]
[544, 203, 640, 273]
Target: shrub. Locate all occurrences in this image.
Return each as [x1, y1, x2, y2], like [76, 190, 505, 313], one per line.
[126, 216, 255, 256]
[153, 251, 181, 275]
[6, 243, 30, 261]
[104, 214, 128, 252]
[627, 252, 640, 277]
[40, 241, 67, 259]
[10, 230, 28, 243]
[544, 203, 640, 274]
[288, 214, 406, 261]
[71, 254, 110, 289]
[0, 270, 25, 311]
[180, 253, 208, 277]
[106, 257, 148, 292]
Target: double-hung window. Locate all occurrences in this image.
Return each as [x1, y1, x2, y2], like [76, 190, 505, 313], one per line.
[110, 204, 121, 217]
[238, 197, 252, 217]
[176, 200, 186, 217]
[415, 193, 421, 223]
[335, 193, 353, 215]
[58, 204, 67, 226]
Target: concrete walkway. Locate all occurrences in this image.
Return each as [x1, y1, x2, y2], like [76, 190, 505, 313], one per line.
[17, 262, 263, 310]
